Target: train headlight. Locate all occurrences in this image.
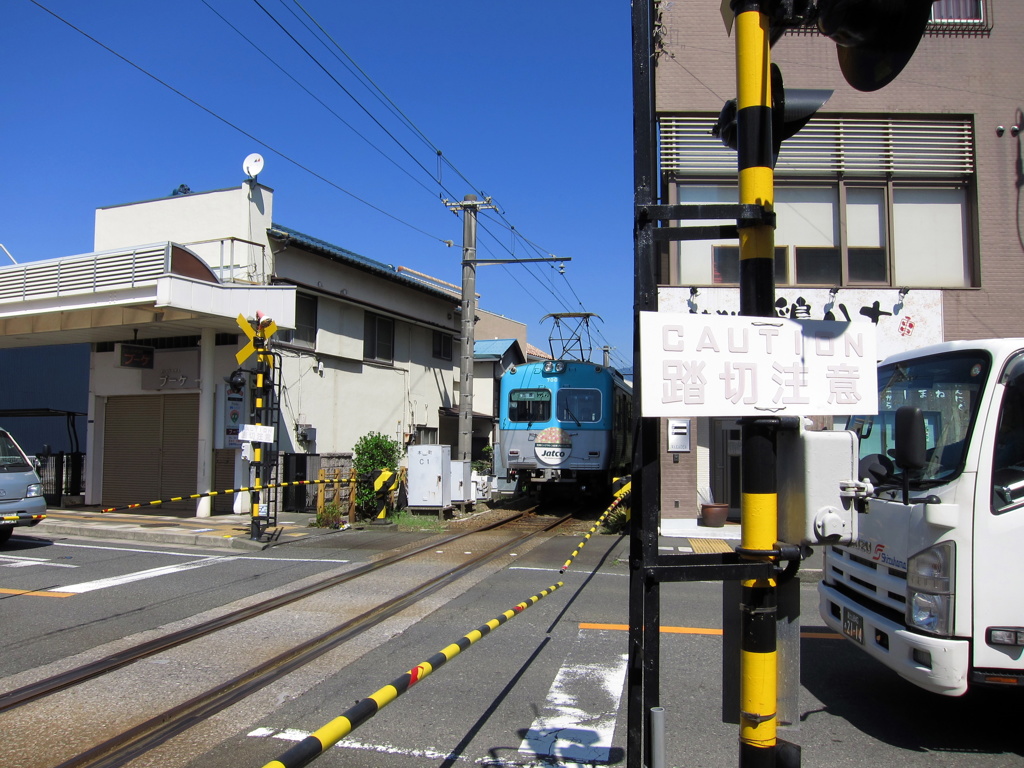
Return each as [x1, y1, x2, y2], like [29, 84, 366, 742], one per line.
[543, 361, 566, 373]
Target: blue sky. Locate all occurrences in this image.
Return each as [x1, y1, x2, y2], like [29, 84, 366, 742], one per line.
[3, 1, 635, 369]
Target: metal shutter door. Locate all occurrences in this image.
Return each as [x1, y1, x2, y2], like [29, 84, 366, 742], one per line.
[102, 396, 163, 510]
[102, 394, 199, 514]
[159, 395, 199, 513]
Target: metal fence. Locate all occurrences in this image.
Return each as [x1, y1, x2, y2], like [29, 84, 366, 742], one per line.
[38, 452, 85, 506]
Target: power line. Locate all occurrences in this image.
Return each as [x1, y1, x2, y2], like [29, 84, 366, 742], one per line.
[26, 0, 450, 245]
[198, 0, 439, 199]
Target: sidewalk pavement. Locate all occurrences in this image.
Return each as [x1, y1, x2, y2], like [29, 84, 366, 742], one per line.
[34, 508, 349, 551]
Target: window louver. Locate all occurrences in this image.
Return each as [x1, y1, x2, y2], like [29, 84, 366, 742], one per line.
[660, 117, 974, 177]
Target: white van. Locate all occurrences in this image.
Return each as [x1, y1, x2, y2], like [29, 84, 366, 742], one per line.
[0, 429, 47, 544]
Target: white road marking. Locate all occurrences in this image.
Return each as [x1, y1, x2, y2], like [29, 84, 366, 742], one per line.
[508, 566, 626, 577]
[518, 629, 628, 766]
[0, 555, 79, 568]
[247, 729, 558, 767]
[50, 541, 349, 563]
[54, 556, 238, 593]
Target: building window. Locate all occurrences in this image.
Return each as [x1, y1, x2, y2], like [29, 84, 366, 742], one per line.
[415, 426, 437, 445]
[278, 294, 317, 347]
[364, 312, 394, 363]
[433, 331, 453, 361]
[931, 0, 984, 23]
[678, 181, 971, 289]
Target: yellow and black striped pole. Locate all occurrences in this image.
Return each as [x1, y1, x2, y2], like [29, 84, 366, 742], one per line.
[733, 3, 780, 766]
[251, 329, 273, 540]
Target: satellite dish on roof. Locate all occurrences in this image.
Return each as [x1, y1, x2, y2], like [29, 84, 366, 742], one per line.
[243, 153, 265, 180]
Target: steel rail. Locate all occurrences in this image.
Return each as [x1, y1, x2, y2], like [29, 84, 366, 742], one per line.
[0, 510, 535, 714]
[52, 513, 571, 768]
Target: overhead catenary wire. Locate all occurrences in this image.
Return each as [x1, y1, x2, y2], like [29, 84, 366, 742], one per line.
[25, 0, 450, 246]
[256, 0, 623, 348]
[197, 0, 440, 199]
[27, 0, 629, 364]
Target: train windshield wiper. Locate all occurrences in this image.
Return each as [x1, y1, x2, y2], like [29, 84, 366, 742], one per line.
[563, 407, 582, 427]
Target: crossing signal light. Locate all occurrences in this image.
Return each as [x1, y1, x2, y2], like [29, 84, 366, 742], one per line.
[712, 65, 831, 167]
[816, 0, 938, 91]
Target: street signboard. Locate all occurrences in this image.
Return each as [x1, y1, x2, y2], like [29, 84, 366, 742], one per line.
[239, 423, 275, 444]
[639, 312, 878, 418]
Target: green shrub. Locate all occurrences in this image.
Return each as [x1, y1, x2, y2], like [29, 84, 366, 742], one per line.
[352, 431, 403, 518]
[314, 503, 345, 529]
[471, 444, 493, 475]
[600, 506, 630, 534]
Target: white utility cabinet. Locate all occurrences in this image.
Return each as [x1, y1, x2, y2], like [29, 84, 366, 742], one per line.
[407, 445, 451, 509]
[449, 460, 472, 503]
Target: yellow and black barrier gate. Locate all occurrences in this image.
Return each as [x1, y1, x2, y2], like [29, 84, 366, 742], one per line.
[98, 478, 352, 515]
[560, 481, 631, 574]
[262, 581, 563, 768]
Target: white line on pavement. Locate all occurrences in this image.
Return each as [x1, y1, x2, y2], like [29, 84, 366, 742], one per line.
[54, 556, 237, 593]
[517, 628, 628, 766]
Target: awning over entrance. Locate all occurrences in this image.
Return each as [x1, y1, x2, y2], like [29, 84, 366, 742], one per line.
[0, 242, 294, 347]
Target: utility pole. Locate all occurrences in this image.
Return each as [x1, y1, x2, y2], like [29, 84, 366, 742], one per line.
[446, 195, 565, 463]
[448, 195, 491, 462]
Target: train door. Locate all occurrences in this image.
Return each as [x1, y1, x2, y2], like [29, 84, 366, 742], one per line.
[712, 419, 742, 519]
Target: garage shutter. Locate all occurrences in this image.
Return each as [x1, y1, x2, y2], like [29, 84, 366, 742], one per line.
[102, 394, 199, 514]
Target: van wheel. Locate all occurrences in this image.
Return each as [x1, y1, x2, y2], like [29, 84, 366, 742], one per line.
[0, 528, 13, 545]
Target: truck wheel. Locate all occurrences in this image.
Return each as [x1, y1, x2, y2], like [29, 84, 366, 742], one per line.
[0, 527, 12, 545]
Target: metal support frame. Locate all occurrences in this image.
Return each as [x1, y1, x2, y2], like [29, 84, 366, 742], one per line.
[628, 1, 794, 766]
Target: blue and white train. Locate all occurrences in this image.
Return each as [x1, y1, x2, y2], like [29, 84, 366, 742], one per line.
[499, 359, 632, 499]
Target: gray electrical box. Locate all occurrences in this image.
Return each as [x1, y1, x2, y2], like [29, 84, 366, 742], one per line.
[407, 445, 452, 509]
[450, 460, 472, 503]
[777, 423, 865, 545]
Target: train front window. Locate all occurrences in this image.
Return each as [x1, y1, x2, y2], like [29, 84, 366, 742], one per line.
[557, 389, 602, 424]
[509, 389, 551, 423]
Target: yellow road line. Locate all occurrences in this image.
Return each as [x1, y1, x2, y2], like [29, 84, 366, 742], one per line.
[0, 588, 75, 598]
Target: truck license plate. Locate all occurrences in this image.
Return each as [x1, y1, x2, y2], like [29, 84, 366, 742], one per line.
[842, 607, 864, 645]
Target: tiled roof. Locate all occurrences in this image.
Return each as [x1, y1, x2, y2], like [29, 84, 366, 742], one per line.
[269, 224, 457, 302]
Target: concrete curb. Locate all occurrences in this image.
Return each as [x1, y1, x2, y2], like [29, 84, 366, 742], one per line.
[33, 514, 353, 551]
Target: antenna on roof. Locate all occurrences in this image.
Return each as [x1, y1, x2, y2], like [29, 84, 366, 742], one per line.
[243, 153, 265, 181]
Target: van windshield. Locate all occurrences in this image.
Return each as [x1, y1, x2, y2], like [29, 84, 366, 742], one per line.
[0, 432, 31, 471]
[847, 351, 990, 489]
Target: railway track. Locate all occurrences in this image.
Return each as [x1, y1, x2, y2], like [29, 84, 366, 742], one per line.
[0, 510, 571, 768]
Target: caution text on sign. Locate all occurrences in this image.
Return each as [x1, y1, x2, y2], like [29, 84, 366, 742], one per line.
[639, 312, 878, 418]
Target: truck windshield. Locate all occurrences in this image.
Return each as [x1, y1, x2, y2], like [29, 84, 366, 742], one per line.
[848, 351, 990, 488]
[0, 432, 31, 471]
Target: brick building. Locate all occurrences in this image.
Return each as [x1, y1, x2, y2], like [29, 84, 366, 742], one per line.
[651, 2, 1023, 530]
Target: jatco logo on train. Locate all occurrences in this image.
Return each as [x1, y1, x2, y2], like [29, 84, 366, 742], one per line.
[534, 426, 572, 466]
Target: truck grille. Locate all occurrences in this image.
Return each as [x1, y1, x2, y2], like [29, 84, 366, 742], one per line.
[825, 546, 907, 619]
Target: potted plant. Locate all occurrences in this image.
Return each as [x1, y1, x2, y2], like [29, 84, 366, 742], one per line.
[698, 486, 729, 528]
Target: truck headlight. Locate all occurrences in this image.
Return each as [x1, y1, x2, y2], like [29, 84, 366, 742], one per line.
[906, 541, 954, 636]
[26, 483, 43, 498]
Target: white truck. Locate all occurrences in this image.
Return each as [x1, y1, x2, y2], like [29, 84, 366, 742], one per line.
[816, 338, 1024, 695]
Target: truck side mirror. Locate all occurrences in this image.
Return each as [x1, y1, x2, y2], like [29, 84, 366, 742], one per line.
[894, 406, 927, 470]
[894, 406, 926, 506]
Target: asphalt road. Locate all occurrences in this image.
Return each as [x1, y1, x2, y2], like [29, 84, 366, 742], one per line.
[1, 525, 1020, 768]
